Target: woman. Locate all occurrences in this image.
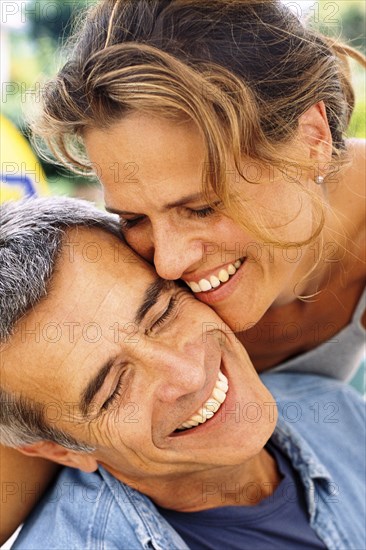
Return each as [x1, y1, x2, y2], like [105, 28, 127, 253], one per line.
[1, 0, 365, 543]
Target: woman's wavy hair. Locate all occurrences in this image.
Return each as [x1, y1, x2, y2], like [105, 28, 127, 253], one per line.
[32, 0, 365, 245]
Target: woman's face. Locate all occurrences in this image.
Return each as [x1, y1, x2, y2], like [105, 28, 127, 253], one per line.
[84, 113, 317, 329]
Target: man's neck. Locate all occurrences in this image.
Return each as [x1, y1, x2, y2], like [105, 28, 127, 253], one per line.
[107, 447, 281, 512]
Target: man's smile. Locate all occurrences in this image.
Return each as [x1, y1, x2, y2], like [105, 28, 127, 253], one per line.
[175, 369, 229, 432]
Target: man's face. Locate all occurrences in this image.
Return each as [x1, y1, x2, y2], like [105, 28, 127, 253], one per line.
[2, 228, 275, 488]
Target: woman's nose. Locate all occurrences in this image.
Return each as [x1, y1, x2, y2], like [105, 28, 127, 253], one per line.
[152, 224, 203, 280]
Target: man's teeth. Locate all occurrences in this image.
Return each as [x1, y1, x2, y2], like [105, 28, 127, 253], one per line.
[176, 370, 229, 431]
[186, 259, 243, 293]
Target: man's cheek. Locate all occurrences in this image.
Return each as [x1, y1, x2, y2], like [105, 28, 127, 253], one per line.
[90, 405, 141, 448]
[88, 412, 121, 449]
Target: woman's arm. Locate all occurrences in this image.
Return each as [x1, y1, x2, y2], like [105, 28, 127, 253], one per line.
[0, 446, 60, 545]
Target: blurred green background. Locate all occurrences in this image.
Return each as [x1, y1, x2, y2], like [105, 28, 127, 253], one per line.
[1, 0, 365, 199]
[1, 0, 101, 200]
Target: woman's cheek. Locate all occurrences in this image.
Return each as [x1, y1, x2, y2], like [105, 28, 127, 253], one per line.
[124, 229, 154, 263]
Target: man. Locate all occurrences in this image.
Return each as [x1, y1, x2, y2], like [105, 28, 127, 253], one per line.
[0, 198, 365, 550]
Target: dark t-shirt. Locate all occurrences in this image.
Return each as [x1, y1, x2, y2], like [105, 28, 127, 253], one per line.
[157, 443, 326, 549]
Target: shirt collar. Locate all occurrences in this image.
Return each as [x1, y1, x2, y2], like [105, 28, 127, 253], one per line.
[97, 415, 335, 542]
[271, 417, 334, 521]
[98, 466, 190, 550]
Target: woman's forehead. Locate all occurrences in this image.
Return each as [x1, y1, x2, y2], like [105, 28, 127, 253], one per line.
[85, 114, 205, 174]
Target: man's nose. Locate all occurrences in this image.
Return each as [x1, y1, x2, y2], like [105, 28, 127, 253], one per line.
[152, 224, 203, 281]
[147, 343, 207, 403]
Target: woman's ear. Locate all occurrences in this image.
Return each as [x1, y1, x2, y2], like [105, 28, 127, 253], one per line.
[298, 101, 333, 165]
[18, 441, 98, 473]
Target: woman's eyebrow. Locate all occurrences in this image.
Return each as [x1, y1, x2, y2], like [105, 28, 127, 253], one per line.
[105, 193, 207, 216]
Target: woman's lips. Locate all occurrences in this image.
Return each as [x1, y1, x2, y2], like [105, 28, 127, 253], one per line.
[189, 258, 246, 305]
[185, 259, 244, 293]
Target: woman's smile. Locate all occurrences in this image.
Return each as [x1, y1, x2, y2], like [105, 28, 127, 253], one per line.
[183, 258, 247, 305]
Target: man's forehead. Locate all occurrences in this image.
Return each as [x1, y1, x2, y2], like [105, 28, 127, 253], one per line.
[1, 227, 166, 395]
[53, 226, 160, 317]
[3, 227, 157, 353]
[61, 226, 142, 268]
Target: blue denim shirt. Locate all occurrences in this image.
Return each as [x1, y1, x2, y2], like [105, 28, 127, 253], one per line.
[13, 373, 366, 550]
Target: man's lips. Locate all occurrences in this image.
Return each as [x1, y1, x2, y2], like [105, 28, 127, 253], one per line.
[170, 368, 229, 437]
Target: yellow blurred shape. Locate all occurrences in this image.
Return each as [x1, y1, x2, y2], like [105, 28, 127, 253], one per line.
[0, 115, 49, 202]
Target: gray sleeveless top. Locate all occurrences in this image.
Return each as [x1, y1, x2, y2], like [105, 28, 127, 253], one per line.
[271, 286, 366, 381]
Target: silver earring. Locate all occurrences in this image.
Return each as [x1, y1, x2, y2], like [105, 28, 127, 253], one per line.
[315, 175, 324, 185]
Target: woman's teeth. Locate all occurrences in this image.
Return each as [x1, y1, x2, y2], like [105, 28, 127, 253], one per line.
[186, 259, 243, 293]
[176, 370, 229, 431]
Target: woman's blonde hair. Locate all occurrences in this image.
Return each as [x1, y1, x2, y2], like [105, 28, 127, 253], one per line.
[32, 0, 365, 246]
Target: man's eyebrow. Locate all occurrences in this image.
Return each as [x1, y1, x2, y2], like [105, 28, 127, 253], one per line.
[134, 278, 170, 325]
[105, 192, 206, 216]
[80, 358, 116, 417]
[80, 279, 170, 417]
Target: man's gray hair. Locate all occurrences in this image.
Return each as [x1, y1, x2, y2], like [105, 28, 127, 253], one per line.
[0, 197, 121, 451]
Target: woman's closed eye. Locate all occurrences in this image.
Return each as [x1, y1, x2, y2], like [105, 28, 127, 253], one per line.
[188, 206, 216, 218]
[119, 201, 223, 230]
[119, 216, 146, 230]
[187, 200, 223, 219]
